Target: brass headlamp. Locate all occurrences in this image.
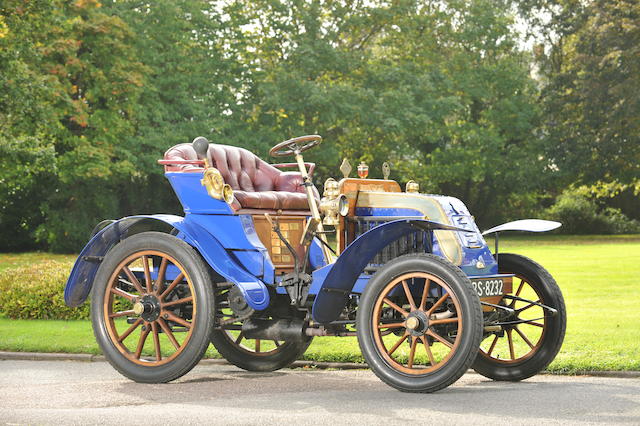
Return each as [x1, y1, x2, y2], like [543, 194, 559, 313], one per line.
[319, 178, 348, 226]
[405, 180, 419, 193]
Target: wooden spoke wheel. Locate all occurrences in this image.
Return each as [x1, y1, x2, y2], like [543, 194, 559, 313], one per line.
[210, 288, 311, 372]
[357, 254, 483, 393]
[91, 232, 215, 383]
[473, 253, 566, 381]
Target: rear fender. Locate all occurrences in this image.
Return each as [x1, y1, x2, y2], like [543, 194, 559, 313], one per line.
[64, 214, 269, 311]
[311, 219, 467, 323]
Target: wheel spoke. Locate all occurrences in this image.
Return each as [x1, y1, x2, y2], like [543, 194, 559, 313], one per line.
[163, 311, 191, 329]
[234, 332, 244, 344]
[109, 309, 135, 318]
[162, 296, 193, 308]
[151, 322, 162, 361]
[156, 257, 168, 294]
[122, 266, 145, 295]
[420, 336, 436, 365]
[486, 334, 499, 357]
[514, 326, 535, 349]
[507, 329, 515, 359]
[387, 331, 409, 355]
[427, 293, 450, 316]
[160, 273, 185, 300]
[135, 325, 151, 359]
[524, 321, 544, 328]
[407, 338, 418, 368]
[510, 279, 525, 308]
[255, 339, 261, 353]
[427, 329, 452, 348]
[407, 337, 418, 368]
[158, 318, 180, 350]
[110, 287, 136, 301]
[401, 280, 417, 311]
[378, 322, 406, 329]
[118, 318, 142, 342]
[383, 298, 409, 317]
[517, 300, 540, 313]
[419, 279, 431, 311]
[429, 317, 459, 326]
[142, 255, 152, 293]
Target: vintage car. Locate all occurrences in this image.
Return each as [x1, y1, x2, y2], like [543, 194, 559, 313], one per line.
[64, 135, 566, 393]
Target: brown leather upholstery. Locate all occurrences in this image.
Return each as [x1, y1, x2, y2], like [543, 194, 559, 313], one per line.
[163, 143, 317, 211]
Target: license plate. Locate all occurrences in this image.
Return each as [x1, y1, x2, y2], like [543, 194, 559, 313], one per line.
[470, 276, 512, 298]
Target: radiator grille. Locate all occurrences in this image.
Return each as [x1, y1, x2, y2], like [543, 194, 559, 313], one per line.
[346, 216, 430, 273]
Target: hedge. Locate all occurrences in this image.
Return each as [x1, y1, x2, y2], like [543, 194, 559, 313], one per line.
[0, 260, 90, 320]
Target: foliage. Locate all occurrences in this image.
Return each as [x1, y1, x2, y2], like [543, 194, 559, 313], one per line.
[1, 0, 639, 252]
[546, 189, 640, 234]
[0, 260, 89, 319]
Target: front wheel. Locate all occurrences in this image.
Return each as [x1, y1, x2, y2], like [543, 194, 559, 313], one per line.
[472, 253, 566, 381]
[91, 232, 215, 383]
[357, 254, 483, 393]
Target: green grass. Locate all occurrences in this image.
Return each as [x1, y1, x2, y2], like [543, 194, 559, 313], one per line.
[1, 234, 639, 372]
[0, 252, 76, 274]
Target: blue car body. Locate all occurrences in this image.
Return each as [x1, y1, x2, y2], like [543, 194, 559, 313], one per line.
[64, 168, 516, 323]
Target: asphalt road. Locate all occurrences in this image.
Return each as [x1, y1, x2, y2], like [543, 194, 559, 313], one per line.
[0, 360, 638, 425]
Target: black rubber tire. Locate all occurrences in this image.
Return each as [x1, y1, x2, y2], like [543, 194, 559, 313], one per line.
[357, 254, 483, 393]
[91, 232, 215, 383]
[472, 253, 566, 381]
[210, 329, 312, 372]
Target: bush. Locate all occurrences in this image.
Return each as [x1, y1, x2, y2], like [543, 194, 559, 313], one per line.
[546, 191, 640, 234]
[0, 260, 90, 320]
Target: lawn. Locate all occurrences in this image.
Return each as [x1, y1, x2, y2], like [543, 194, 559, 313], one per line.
[1, 234, 639, 372]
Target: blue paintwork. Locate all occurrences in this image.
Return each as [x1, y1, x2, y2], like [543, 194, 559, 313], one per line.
[355, 207, 423, 217]
[308, 238, 327, 270]
[310, 219, 467, 324]
[166, 172, 234, 214]
[64, 214, 270, 311]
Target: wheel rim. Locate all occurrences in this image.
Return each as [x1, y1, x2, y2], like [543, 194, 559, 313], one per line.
[220, 330, 283, 356]
[372, 272, 464, 375]
[479, 274, 546, 363]
[215, 285, 284, 356]
[103, 251, 197, 366]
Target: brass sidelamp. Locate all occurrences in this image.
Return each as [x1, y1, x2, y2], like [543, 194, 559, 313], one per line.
[193, 137, 234, 204]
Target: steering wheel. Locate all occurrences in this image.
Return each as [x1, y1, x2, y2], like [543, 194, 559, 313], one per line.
[269, 135, 322, 158]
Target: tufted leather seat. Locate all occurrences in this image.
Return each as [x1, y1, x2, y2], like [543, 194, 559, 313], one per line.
[163, 143, 317, 212]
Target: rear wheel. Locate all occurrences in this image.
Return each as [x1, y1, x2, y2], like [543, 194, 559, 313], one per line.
[91, 232, 215, 383]
[472, 253, 566, 381]
[357, 254, 483, 393]
[210, 285, 312, 372]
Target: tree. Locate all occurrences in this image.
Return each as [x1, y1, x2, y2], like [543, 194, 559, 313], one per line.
[544, 0, 639, 186]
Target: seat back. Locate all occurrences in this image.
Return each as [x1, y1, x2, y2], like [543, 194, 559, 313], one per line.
[164, 143, 281, 192]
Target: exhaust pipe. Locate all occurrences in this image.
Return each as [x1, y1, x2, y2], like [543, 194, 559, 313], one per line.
[242, 318, 305, 341]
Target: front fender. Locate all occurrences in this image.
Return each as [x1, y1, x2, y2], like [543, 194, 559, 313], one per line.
[64, 214, 270, 311]
[311, 219, 467, 323]
[481, 219, 561, 235]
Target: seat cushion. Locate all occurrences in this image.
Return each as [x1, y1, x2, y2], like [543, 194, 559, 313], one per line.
[232, 191, 311, 211]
